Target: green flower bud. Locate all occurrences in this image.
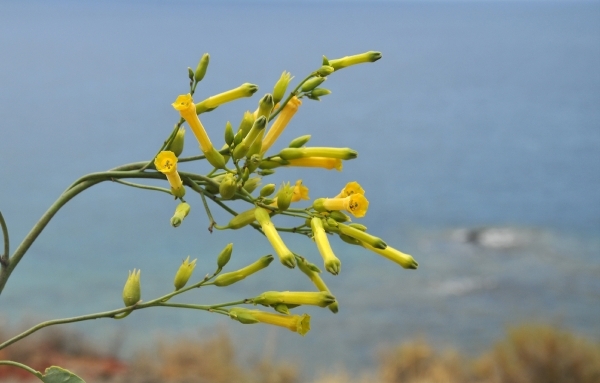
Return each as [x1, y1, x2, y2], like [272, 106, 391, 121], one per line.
[225, 208, 257, 229]
[233, 116, 267, 160]
[238, 111, 255, 139]
[329, 211, 350, 222]
[224, 121, 234, 146]
[259, 169, 276, 176]
[252, 291, 336, 308]
[170, 202, 191, 227]
[339, 233, 361, 246]
[276, 182, 294, 211]
[337, 223, 387, 249]
[260, 183, 276, 197]
[243, 177, 262, 194]
[219, 174, 237, 200]
[166, 127, 185, 157]
[308, 88, 332, 100]
[326, 218, 338, 228]
[328, 51, 382, 71]
[288, 135, 311, 148]
[194, 53, 210, 82]
[301, 77, 326, 92]
[257, 94, 274, 120]
[273, 71, 294, 105]
[241, 167, 250, 182]
[187, 67, 194, 81]
[315, 65, 334, 76]
[122, 269, 141, 307]
[174, 256, 197, 291]
[195, 83, 258, 113]
[217, 243, 233, 271]
[213, 255, 274, 286]
[279, 147, 358, 160]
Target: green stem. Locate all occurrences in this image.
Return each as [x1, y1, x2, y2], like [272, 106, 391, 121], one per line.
[0, 360, 43, 379]
[111, 178, 172, 195]
[159, 300, 245, 311]
[0, 212, 8, 266]
[139, 119, 185, 172]
[0, 180, 101, 295]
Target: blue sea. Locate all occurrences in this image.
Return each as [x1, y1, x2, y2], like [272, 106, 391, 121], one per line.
[0, 0, 599, 377]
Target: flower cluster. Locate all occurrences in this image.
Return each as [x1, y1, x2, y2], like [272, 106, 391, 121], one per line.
[124, 51, 417, 337]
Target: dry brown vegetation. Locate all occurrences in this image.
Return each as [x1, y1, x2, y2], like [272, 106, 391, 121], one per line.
[1, 323, 599, 383]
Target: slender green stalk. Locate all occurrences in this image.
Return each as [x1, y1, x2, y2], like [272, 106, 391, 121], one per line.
[0, 360, 43, 379]
[0, 212, 8, 266]
[0, 180, 102, 295]
[111, 179, 172, 195]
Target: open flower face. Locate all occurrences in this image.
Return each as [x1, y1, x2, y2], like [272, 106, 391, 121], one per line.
[337, 181, 365, 198]
[345, 193, 369, 218]
[155, 151, 178, 174]
[171, 93, 195, 113]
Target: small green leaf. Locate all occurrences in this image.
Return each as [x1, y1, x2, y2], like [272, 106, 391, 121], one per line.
[42, 366, 85, 383]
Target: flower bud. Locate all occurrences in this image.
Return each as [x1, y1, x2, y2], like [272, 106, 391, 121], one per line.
[315, 65, 334, 76]
[194, 53, 210, 82]
[349, 223, 367, 231]
[329, 211, 351, 222]
[307, 88, 332, 101]
[301, 77, 326, 92]
[252, 291, 336, 308]
[224, 121, 234, 146]
[337, 223, 387, 249]
[122, 269, 141, 307]
[328, 51, 382, 71]
[311, 217, 341, 275]
[216, 243, 233, 271]
[170, 202, 191, 227]
[273, 71, 293, 105]
[361, 242, 419, 270]
[288, 135, 311, 148]
[276, 182, 294, 211]
[256, 93, 274, 120]
[225, 208, 257, 229]
[243, 177, 262, 194]
[187, 67, 194, 81]
[259, 169, 276, 176]
[174, 256, 197, 291]
[237, 111, 255, 139]
[213, 255, 273, 286]
[260, 183, 276, 197]
[233, 116, 267, 160]
[195, 83, 258, 112]
[166, 127, 185, 157]
[279, 147, 358, 160]
[219, 173, 237, 200]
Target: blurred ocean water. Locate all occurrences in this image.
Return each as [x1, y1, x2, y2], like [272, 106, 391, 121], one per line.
[0, 0, 599, 374]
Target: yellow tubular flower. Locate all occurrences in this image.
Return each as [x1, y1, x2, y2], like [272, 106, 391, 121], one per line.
[255, 207, 296, 268]
[253, 291, 336, 308]
[362, 242, 419, 270]
[172, 94, 213, 152]
[154, 151, 185, 198]
[285, 157, 343, 171]
[334, 181, 365, 198]
[261, 96, 302, 155]
[197, 83, 258, 110]
[311, 217, 341, 275]
[229, 307, 311, 336]
[318, 194, 369, 218]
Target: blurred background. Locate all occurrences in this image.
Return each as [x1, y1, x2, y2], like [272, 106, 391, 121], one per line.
[0, 0, 599, 382]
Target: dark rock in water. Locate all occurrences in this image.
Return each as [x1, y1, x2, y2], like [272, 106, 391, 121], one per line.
[452, 227, 524, 249]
